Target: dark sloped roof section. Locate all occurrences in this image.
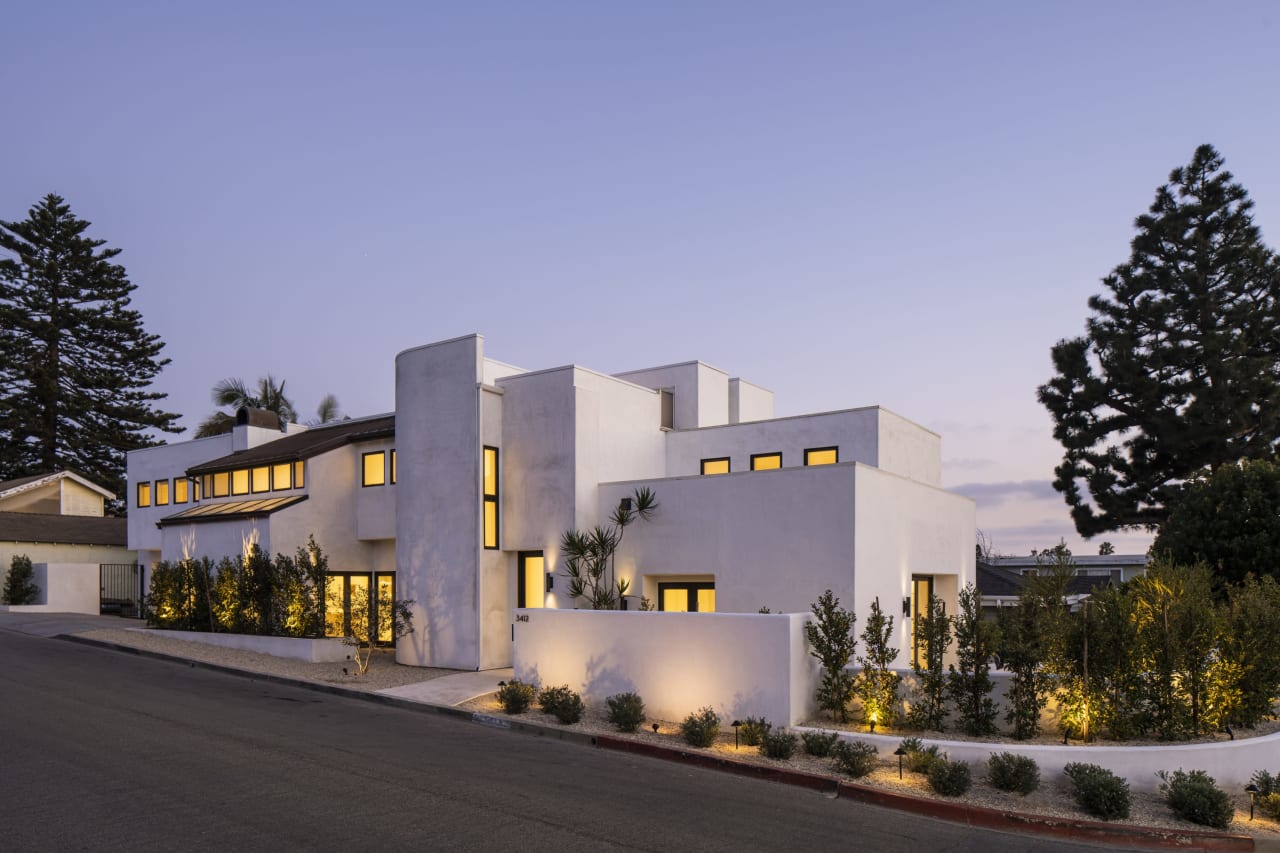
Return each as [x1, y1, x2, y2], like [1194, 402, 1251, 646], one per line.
[977, 562, 1026, 597]
[0, 473, 53, 492]
[0, 512, 128, 546]
[158, 495, 308, 526]
[186, 414, 395, 476]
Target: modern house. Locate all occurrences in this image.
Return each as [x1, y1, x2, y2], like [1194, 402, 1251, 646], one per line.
[127, 334, 975, 671]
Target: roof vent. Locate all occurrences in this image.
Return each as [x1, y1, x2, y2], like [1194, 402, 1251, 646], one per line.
[236, 407, 283, 430]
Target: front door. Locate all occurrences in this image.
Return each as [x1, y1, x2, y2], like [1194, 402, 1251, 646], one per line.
[517, 551, 545, 609]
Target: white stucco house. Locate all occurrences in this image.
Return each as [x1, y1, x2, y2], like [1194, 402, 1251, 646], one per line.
[128, 334, 975, 671]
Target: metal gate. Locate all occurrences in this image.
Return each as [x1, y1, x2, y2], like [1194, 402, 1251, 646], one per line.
[100, 563, 143, 618]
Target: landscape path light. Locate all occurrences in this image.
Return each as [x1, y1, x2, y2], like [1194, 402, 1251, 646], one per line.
[893, 746, 906, 779]
[1247, 783, 1260, 821]
[731, 720, 742, 749]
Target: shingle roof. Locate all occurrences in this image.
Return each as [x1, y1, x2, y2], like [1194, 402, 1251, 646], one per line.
[0, 473, 49, 492]
[977, 561, 1120, 599]
[0, 512, 128, 547]
[186, 415, 395, 476]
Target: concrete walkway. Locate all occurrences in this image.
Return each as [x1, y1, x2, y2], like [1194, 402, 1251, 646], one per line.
[378, 667, 513, 706]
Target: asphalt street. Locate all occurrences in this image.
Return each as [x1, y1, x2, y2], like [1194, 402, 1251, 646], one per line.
[0, 626, 1130, 852]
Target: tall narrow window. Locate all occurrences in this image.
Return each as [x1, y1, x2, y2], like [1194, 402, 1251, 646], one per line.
[805, 446, 838, 466]
[700, 457, 730, 475]
[173, 477, 188, 504]
[154, 479, 169, 506]
[251, 466, 271, 493]
[272, 463, 292, 491]
[136, 482, 151, 508]
[483, 446, 499, 549]
[293, 460, 306, 489]
[518, 551, 545, 608]
[911, 575, 935, 669]
[750, 452, 782, 471]
[362, 451, 386, 487]
[390, 450, 396, 484]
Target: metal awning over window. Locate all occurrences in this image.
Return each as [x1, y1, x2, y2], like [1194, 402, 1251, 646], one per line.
[157, 495, 307, 526]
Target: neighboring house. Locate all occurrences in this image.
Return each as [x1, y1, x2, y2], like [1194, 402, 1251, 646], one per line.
[987, 554, 1149, 585]
[977, 554, 1148, 618]
[0, 471, 133, 570]
[128, 333, 975, 671]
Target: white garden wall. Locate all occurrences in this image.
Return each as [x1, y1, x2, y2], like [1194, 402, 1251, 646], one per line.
[131, 628, 351, 663]
[0, 563, 101, 614]
[513, 609, 819, 726]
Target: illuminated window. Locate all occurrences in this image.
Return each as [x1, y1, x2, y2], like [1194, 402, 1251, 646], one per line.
[362, 451, 386, 487]
[136, 482, 151, 508]
[805, 446, 838, 466]
[658, 581, 715, 612]
[293, 460, 306, 489]
[518, 551, 545, 608]
[212, 472, 229, 498]
[700, 457, 730, 475]
[272, 463, 292, 491]
[251, 466, 271, 493]
[390, 450, 396, 484]
[231, 469, 249, 495]
[173, 478, 188, 504]
[191, 478, 200, 502]
[154, 479, 169, 506]
[911, 575, 934, 668]
[750, 452, 782, 471]
[483, 446, 498, 549]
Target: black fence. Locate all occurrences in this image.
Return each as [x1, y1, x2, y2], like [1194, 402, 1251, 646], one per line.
[100, 563, 143, 618]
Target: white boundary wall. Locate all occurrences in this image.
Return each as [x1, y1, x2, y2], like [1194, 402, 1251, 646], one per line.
[513, 609, 819, 726]
[0, 563, 100, 614]
[130, 629, 352, 663]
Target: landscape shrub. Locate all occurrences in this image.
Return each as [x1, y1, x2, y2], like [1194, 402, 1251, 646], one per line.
[498, 680, 537, 715]
[927, 757, 972, 797]
[760, 728, 798, 760]
[831, 740, 879, 778]
[681, 707, 720, 748]
[537, 685, 584, 724]
[740, 716, 771, 746]
[898, 737, 942, 774]
[2, 554, 39, 605]
[987, 752, 1040, 795]
[606, 692, 645, 733]
[1158, 769, 1234, 830]
[1063, 763, 1131, 821]
[801, 730, 840, 757]
[1251, 770, 1280, 820]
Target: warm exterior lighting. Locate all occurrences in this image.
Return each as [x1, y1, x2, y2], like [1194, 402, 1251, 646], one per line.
[902, 596, 910, 617]
[620, 497, 632, 511]
[546, 573, 554, 592]
[868, 710, 878, 734]
[1247, 783, 1260, 820]
[731, 719, 742, 749]
[893, 746, 906, 779]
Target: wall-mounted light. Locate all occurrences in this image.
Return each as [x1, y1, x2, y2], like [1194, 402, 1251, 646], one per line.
[902, 596, 911, 617]
[546, 574, 554, 593]
[620, 497, 633, 511]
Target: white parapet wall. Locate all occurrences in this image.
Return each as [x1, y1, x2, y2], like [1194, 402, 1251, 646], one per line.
[129, 629, 352, 663]
[513, 609, 819, 726]
[795, 726, 1280, 793]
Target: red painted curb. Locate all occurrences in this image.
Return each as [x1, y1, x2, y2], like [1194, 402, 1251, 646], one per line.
[595, 735, 838, 793]
[836, 782, 1254, 852]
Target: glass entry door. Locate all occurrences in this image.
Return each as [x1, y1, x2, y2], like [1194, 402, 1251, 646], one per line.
[517, 551, 545, 609]
[325, 572, 396, 645]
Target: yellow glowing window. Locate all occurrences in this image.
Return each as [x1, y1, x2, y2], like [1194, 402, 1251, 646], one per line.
[192, 478, 201, 502]
[251, 466, 271, 493]
[325, 576, 345, 637]
[390, 450, 396, 484]
[293, 460, 306, 489]
[173, 478, 188, 504]
[212, 472, 229, 498]
[661, 588, 688, 612]
[136, 482, 151, 508]
[483, 446, 499, 550]
[751, 452, 782, 471]
[519, 553, 545, 609]
[697, 588, 716, 612]
[362, 451, 386, 487]
[805, 447, 838, 466]
[153, 479, 169, 506]
[659, 582, 716, 612]
[231, 469, 249, 495]
[376, 575, 395, 643]
[272, 463, 292, 491]
[701, 457, 730, 475]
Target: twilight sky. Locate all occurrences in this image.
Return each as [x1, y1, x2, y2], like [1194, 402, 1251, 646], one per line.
[4, 2, 1278, 557]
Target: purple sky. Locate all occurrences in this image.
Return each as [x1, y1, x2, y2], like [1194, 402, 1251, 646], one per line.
[4, 2, 1278, 556]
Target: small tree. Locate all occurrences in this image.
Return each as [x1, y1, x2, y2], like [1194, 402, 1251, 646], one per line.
[906, 593, 951, 731]
[856, 597, 899, 728]
[1219, 575, 1280, 728]
[2, 554, 39, 605]
[996, 591, 1047, 740]
[947, 583, 999, 736]
[344, 583, 415, 675]
[805, 589, 857, 723]
[561, 487, 658, 609]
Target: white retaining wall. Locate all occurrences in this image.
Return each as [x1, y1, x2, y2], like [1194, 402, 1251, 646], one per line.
[513, 609, 819, 726]
[131, 629, 352, 663]
[0, 563, 100, 614]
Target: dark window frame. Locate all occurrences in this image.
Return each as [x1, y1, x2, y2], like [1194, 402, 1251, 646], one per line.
[326, 571, 398, 646]
[804, 446, 839, 466]
[136, 481, 151, 508]
[517, 550, 544, 609]
[154, 479, 169, 506]
[361, 450, 387, 488]
[172, 477, 188, 505]
[271, 463, 293, 492]
[657, 581, 716, 612]
[910, 574, 935, 669]
[700, 456, 731, 475]
[750, 451, 783, 471]
[483, 446, 499, 550]
[390, 449, 396, 484]
[250, 466, 272, 494]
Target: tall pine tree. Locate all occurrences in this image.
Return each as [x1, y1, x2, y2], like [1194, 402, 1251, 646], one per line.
[0, 195, 181, 508]
[1039, 145, 1280, 536]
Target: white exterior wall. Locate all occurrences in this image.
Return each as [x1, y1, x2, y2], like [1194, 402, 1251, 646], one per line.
[32, 562, 100, 613]
[138, 629, 351, 663]
[127, 434, 235, 552]
[354, 438, 396, 541]
[161, 517, 270, 564]
[514, 609, 818, 725]
[728, 377, 774, 424]
[612, 361, 729, 429]
[876, 409, 942, 487]
[600, 465, 857, 613]
[665, 408, 880, 478]
[852, 465, 975, 657]
[395, 334, 484, 669]
[270, 449, 370, 570]
[478, 386, 510, 669]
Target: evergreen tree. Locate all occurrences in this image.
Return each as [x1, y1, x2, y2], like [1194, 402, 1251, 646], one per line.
[906, 592, 951, 731]
[0, 195, 180, 504]
[947, 583, 999, 736]
[805, 589, 857, 723]
[855, 597, 900, 728]
[1038, 145, 1280, 536]
[3, 554, 39, 605]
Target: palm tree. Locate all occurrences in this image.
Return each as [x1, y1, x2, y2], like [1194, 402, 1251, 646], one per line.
[194, 375, 340, 438]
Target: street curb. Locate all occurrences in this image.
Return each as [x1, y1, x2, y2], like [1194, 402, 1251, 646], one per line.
[57, 635, 1258, 850]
